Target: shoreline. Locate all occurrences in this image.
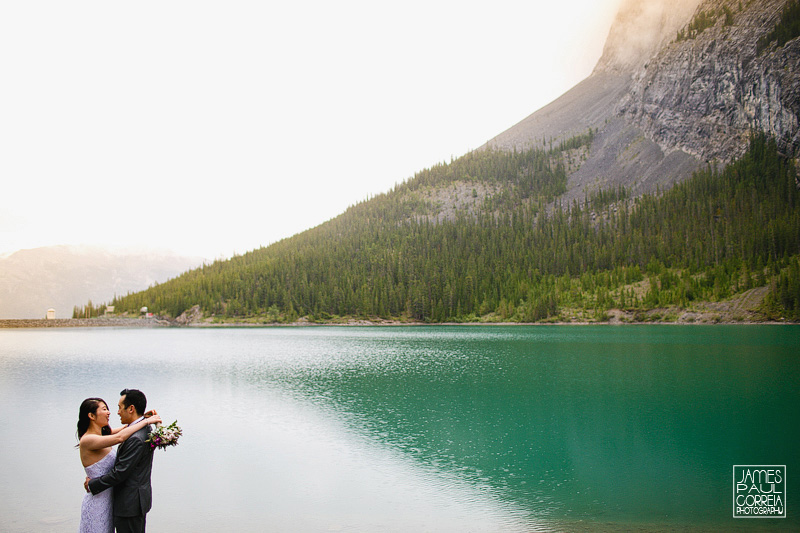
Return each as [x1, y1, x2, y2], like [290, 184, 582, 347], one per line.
[0, 317, 170, 329]
[1, 316, 792, 329]
[6, 284, 792, 329]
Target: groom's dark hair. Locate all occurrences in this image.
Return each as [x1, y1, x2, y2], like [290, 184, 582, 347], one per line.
[120, 388, 147, 416]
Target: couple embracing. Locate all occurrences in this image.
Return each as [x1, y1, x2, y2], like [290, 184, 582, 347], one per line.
[77, 389, 160, 533]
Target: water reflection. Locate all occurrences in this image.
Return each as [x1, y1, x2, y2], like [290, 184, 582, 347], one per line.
[227, 326, 800, 529]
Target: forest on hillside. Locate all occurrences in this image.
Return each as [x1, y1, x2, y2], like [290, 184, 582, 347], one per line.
[77, 134, 800, 323]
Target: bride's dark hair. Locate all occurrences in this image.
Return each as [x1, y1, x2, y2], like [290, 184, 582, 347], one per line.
[77, 397, 112, 441]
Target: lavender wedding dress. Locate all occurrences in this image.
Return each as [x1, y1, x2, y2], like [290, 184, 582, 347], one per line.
[79, 449, 115, 533]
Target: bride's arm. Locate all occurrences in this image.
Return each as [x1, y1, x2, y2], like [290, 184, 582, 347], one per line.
[81, 415, 162, 451]
[109, 410, 158, 435]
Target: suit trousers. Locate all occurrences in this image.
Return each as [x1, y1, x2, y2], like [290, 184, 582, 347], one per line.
[114, 514, 146, 533]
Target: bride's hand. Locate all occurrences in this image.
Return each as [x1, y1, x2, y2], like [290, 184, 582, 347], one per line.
[147, 414, 163, 425]
[144, 409, 158, 418]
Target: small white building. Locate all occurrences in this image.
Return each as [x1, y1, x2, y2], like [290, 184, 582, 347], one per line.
[46, 308, 56, 320]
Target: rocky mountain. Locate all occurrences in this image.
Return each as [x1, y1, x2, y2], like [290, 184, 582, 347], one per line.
[489, 0, 799, 204]
[594, 0, 703, 73]
[82, 0, 800, 324]
[621, 0, 800, 162]
[0, 246, 204, 318]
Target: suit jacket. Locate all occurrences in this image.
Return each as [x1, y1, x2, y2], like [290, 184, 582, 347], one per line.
[88, 424, 154, 518]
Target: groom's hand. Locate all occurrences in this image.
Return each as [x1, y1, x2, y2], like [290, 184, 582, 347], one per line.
[84, 477, 90, 493]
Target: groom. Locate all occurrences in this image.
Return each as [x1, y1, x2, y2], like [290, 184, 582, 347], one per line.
[85, 388, 155, 533]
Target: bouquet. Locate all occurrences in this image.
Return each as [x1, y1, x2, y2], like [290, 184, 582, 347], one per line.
[147, 420, 182, 450]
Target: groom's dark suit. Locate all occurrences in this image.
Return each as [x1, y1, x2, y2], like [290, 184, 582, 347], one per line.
[88, 421, 154, 533]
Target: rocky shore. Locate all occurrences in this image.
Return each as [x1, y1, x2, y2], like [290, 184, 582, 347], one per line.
[0, 317, 169, 328]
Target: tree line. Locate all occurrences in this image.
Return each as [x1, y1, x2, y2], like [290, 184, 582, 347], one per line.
[84, 133, 799, 322]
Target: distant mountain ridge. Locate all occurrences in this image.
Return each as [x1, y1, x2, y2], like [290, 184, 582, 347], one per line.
[0, 245, 203, 318]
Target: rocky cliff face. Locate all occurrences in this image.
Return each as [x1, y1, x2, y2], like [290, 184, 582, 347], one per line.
[595, 0, 702, 73]
[488, 0, 799, 204]
[488, 0, 704, 203]
[619, 0, 800, 162]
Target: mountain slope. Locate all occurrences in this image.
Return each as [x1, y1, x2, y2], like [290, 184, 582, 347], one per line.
[106, 134, 800, 322]
[103, 0, 800, 323]
[490, 0, 800, 203]
[488, 0, 705, 204]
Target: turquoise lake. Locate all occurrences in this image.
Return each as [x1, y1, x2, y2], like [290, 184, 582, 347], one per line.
[0, 325, 797, 531]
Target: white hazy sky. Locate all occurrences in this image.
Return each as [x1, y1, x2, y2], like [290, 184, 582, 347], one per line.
[1, 0, 623, 260]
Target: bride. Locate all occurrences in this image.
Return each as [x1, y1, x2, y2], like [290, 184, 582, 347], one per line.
[77, 397, 161, 533]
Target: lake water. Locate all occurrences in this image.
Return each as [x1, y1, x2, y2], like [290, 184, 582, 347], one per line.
[0, 325, 797, 531]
